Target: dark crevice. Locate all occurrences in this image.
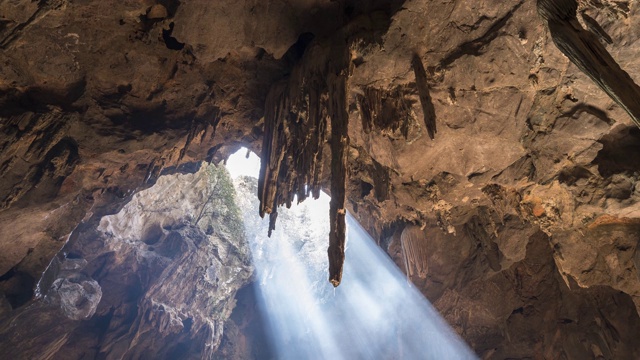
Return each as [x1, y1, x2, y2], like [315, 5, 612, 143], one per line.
[0, 79, 87, 116]
[511, 307, 524, 315]
[593, 125, 640, 177]
[557, 166, 594, 186]
[0, 267, 35, 309]
[0, 267, 16, 281]
[254, 47, 267, 60]
[106, 105, 190, 135]
[206, 144, 224, 163]
[370, 160, 390, 202]
[181, 318, 193, 333]
[281, 32, 315, 68]
[65, 252, 82, 260]
[160, 161, 203, 176]
[341, 0, 407, 22]
[162, 22, 185, 51]
[360, 181, 374, 198]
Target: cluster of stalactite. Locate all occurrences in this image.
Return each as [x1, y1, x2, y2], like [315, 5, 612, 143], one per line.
[258, 38, 352, 286]
[257, 41, 440, 286]
[356, 86, 413, 138]
[537, 0, 640, 128]
[257, 22, 439, 287]
[355, 57, 436, 141]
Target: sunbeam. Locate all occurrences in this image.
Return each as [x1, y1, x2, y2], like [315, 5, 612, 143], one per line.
[227, 148, 478, 360]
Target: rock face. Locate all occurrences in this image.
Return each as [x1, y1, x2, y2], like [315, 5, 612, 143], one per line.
[2, 0, 640, 358]
[0, 164, 252, 359]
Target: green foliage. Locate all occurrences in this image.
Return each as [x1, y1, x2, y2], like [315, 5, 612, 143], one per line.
[195, 163, 245, 242]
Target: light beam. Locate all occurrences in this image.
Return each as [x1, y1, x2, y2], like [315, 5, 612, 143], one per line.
[226, 148, 478, 360]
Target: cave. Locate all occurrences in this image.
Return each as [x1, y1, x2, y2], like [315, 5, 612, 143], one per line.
[2, 0, 640, 359]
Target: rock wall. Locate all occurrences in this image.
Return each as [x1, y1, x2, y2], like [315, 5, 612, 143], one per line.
[0, 164, 252, 359]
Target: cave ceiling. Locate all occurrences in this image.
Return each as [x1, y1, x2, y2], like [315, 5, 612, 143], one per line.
[2, 0, 640, 358]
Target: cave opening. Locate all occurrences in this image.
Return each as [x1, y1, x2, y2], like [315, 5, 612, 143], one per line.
[224, 148, 477, 359]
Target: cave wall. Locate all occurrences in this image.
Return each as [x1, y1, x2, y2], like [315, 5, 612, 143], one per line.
[2, 0, 640, 358]
[0, 163, 252, 359]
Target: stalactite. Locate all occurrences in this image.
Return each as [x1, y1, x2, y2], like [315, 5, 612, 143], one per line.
[356, 86, 413, 139]
[411, 54, 437, 140]
[580, 11, 612, 45]
[400, 225, 429, 279]
[327, 43, 351, 287]
[536, 0, 577, 22]
[537, 0, 640, 129]
[258, 38, 352, 286]
[258, 81, 288, 221]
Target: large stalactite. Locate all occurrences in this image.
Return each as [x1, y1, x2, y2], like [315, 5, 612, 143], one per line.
[326, 45, 351, 287]
[258, 35, 353, 286]
[537, 0, 640, 128]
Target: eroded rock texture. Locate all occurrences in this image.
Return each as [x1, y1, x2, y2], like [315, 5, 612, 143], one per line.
[2, 0, 640, 358]
[0, 164, 252, 359]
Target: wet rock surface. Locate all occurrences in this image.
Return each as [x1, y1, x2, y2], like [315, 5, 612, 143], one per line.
[1, 0, 640, 358]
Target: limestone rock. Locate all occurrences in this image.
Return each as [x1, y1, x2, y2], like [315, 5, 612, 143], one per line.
[0, 164, 252, 359]
[48, 275, 102, 321]
[148, 4, 168, 20]
[1, 0, 640, 358]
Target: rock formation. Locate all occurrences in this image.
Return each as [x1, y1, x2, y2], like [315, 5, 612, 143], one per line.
[537, 0, 640, 127]
[0, 164, 252, 359]
[2, 0, 640, 358]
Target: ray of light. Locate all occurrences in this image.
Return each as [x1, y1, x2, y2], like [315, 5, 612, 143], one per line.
[226, 148, 478, 360]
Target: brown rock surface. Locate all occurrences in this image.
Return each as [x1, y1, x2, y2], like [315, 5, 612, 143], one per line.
[2, 0, 640, 358]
